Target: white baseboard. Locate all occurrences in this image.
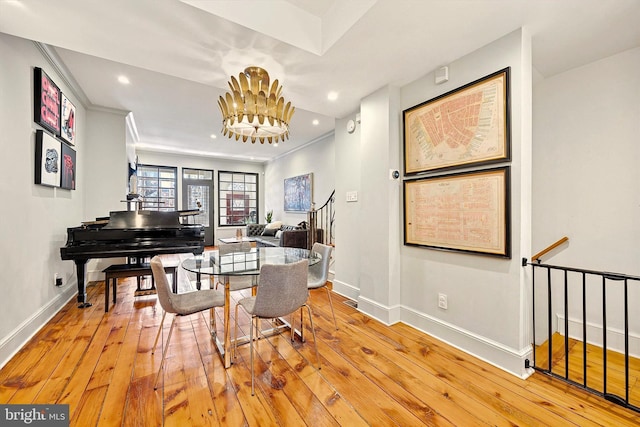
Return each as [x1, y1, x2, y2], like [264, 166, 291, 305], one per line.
[556, 314, 640, 358]
[332, 279, 360, 301]
[316, 278, 533, 378]
[401, 306, 533, 379]
[0, 285, 77, 369]
[357, 296, 401, 325]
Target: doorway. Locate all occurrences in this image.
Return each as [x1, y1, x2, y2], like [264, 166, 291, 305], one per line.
[182, 168, 214, 246]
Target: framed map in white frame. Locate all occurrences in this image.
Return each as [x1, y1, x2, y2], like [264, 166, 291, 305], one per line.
[403, 67, 510, 175]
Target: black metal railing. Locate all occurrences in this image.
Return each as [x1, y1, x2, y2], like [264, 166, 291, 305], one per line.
[527, 256, 640, 413]
[307, 190, 335, 249]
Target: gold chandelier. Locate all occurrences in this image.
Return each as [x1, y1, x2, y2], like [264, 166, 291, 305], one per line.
[218, 66, 295, 144]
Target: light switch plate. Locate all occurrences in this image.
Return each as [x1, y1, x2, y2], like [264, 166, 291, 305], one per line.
[346, 191, 358, 202]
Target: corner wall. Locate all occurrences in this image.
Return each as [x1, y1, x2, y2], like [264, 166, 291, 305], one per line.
[532, 47, 640, 351]
[264, 135, 335, 227]
[0, 34, 85, 366]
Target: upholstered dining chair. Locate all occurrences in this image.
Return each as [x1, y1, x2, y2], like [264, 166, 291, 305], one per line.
[150, 255, 225, 390]
[308, 243, 337, 330]
[234, 259, 320, 395]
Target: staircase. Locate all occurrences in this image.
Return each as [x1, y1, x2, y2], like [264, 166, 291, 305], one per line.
[307, 190, 335, 249]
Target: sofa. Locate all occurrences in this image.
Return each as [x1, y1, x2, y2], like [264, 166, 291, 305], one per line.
[246, 223, 321, 249]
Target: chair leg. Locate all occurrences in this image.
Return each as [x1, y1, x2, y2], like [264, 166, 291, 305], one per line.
[325, 286, 338, 330]
[152, 310, 167, 354]
[234, 303, 239, 359]
[303, 304, 321, 370]
[154, 315, 177, 390]
[250, 315, 255, 396]
[210, 307, 217, 333]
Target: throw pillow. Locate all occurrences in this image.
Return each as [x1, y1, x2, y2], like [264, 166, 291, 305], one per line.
[261, 227, 278, 237]
[265, 220, 282, 230]
[275, 230, 282, 239]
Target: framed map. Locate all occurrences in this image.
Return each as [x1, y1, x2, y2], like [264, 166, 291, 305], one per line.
[403, 67, 510, 175]
[404, 167, 510, 258]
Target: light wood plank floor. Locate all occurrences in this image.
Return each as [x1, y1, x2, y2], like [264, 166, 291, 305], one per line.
[1, 254, 639, 426]
[535, 332, 640, 408]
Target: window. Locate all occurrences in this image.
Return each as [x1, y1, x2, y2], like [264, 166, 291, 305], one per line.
[218, 171, 258, 226]
[137, 164, 177, 211]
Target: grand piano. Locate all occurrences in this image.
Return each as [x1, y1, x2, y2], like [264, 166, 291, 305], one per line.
[61, 210, 205, 308]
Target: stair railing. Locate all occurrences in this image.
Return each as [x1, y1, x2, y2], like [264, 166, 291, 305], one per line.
[307, 190, 335, 249]
[524, 237, 640, 413]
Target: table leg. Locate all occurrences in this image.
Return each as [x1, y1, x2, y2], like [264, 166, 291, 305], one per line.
[223, 276, 231, 368]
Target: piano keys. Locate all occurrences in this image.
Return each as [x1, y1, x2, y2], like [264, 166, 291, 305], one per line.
[61, 210, 204, 308]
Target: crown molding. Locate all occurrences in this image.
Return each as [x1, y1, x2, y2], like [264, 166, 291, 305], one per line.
[34, 42, 90, 109]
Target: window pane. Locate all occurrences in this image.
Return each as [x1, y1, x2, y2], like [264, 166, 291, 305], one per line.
[137, 164, 177, 212]
[218, 171, 258, 226]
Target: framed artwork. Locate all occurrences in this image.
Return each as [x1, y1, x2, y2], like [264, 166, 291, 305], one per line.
[60, 143, 76, 190]
[284, 173, 313, 212]
[404, 166, 511, 258]
[403, 67, 510, 175]
[33, 67, 61, 136]
[60, 92, 76, 145]
[35, 130, 61, 187]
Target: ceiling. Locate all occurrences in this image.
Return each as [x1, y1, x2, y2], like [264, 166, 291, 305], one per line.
[1, 0, 639, 163]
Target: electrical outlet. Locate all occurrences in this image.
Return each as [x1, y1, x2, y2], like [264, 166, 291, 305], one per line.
[55, 273, 62, 287]
[438, 293, 448, 310]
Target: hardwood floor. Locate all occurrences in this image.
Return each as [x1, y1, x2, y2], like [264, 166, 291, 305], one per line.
[1, 254, 639, 426]
[535, 332, 640, 409]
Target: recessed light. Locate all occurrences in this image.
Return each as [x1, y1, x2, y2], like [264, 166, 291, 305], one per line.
[327, 91, 338, 101]
[210, 134, 217, 139]
[117, 75, 130, 85]
[312, 119, 319, 126]
[274, 142, 279, 147]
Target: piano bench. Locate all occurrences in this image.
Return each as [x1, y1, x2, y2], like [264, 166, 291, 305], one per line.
[103, 263, 178, 312]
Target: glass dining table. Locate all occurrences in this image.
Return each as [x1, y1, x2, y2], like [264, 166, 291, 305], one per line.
[181, 246, 320, 368]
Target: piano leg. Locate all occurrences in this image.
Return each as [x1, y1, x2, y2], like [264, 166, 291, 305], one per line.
[75, 260, 92, 308]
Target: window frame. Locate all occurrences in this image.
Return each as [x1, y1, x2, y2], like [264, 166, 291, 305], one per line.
[136, 164, 178, 211]
[217, 170, 259, 227]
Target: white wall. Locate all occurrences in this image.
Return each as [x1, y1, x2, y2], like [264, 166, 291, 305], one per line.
[136, 150, 265, 241]
[533, 47, 640, 353]
[331, 29, 533, 376]
[333, 115, 362, 300]
[0, 34, 84, 366]
[398, 29, 532, 377]
[264, 135, 335, 226]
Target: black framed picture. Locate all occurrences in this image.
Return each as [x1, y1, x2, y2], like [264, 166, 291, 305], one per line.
[33, 67, 61, 136]
[403, 67, 511, 175]
[404, 166, 511, 258]
[35, 130, 61, 187]
[60, 143, 76, 190]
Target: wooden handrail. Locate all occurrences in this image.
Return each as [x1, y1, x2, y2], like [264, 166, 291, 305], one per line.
[532, 236, 569, 262]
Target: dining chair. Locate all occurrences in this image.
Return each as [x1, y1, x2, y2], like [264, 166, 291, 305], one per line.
[150, 255, 225, 390]
[308, 243, 338, 330]
[234, 259, 320, 395]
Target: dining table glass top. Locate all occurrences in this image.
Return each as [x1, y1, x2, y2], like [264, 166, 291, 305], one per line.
[181, 246, 320, 277]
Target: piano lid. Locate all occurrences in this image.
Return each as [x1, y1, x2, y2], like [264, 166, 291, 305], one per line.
[103, 210, 181, 229]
